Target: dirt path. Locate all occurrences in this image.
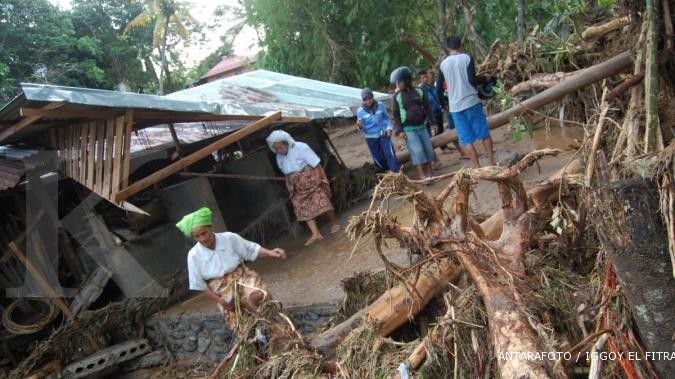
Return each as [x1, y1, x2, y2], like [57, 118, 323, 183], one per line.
[175, 121, 583, 311]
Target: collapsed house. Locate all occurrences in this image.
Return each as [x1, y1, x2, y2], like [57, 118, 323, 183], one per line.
[0, 73, 387, 378]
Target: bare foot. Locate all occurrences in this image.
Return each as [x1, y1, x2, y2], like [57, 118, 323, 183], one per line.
[304, 235, 324, 246]
[330, 224, 341, 234]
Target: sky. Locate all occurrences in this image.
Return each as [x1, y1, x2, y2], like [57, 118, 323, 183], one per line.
[47, 0, 260, 68]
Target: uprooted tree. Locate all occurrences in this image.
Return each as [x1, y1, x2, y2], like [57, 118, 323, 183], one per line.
[315, 150, 579, 378]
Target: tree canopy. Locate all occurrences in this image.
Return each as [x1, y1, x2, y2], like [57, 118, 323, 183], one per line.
[241, 0, 614, 88]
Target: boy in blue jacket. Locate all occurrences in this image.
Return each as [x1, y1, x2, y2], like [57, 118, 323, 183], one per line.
[356, 88, 400, 173]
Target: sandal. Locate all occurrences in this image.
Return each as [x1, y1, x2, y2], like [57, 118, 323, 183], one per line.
[304, 235, 324, 246]
[330, 224, 341, 234]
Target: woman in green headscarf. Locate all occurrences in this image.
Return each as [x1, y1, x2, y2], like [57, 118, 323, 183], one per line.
[177, 207, 286, 326]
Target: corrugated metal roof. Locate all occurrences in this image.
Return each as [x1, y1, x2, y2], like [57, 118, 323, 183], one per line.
[202, 56, 256, 79]
[168, 69, 390, 118]
[0, 83, 229, 122]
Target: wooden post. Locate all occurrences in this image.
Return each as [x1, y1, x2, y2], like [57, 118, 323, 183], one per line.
[114, 111, 282, 202]
[8, 242, 75, 320]
[167, 123, 184, 158]
[122, 109, 134, 189]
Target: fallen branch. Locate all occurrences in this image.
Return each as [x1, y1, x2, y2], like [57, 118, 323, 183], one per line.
[581, 16, 632, 40]
[510, 70, 584, 96]
[585, 88, 611, 186]
[607, 71, 645, 100]
[310, 259, 461, 358]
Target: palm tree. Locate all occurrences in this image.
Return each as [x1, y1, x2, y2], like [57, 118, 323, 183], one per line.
[124, 0, 196, 94]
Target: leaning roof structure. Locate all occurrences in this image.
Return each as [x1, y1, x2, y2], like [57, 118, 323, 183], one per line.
[168, 69, 389, 118]
[0, 70, 381, 207]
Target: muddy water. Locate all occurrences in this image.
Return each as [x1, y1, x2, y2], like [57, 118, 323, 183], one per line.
[177, 123, 583, 311]
[529, 124, 585, 150]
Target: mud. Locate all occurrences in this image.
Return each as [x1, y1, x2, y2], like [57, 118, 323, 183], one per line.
[172, 121, 583, 310]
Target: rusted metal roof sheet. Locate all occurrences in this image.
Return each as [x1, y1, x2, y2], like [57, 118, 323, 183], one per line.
[0, 146, 45, 191]
[169, 69, 390, 118]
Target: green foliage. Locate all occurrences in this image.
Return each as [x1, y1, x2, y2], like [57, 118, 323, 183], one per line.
[241, 0, 438, 88]
[242, 0, 601, 88]
[0, 0, 160, 102]
[124, 0, 199, 94]
[508, 117, 534, 143]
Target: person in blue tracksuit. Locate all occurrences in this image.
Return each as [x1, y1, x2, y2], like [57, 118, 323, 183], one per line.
[356, 88, 400, 173]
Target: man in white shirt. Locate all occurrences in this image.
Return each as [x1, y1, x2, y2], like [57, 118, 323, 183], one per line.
[437, 36, 495, 167]
[176, 207, 286, 323]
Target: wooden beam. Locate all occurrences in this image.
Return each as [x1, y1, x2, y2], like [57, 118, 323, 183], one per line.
[167, 123, 184, 158]
[0, 102, 64, 142]
[94, 120, 106, 195]
[20, 107, 122, 120]
[18, 107, 309, 124]
[114, 111, 282, 202]
[121, 109, 134, 189]
[103, 118, 114, 199]
[8, 242, 75, 320]
[111, 116, 125, 198]
[85, 123, 96, 189]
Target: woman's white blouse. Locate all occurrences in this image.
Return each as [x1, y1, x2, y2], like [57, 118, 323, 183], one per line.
[187, 232, 261, 291]
[275, 142, 321, 175]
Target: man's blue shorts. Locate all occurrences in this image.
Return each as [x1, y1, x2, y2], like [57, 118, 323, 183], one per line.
[404, 126, 435, 165]
[451, 103, 490, 145]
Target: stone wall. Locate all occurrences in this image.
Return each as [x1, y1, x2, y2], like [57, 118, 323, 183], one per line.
[144, 303, 338, 360]
[145, 313, 233, 361]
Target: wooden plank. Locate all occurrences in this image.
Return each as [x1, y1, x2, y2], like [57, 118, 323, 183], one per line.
[18, 108, 298, 124]
[111, 116, 125, 199]
[20, 107, 123, 119]
[8, 242, 75, 320]
[62, 126, 68, 176]
[79, 124, 88, 183]
[57, 128, 65, 171]
[75, 125, 82, 179]
[75, 124, 89, 184]
[114, 111, 282, 202]
[95, 120, 106, 195]
[122, 109, 134, 189]
[86, 123, 96, 189]
[103, 118, 115, 200]
[167, 123, 184, 158]
[71, 125, 77, 178]
[0, 102, 64, 143]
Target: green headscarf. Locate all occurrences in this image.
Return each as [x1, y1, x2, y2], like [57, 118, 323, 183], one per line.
[176, 207, 213, 238]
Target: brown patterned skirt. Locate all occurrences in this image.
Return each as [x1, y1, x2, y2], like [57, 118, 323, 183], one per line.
[286, 165, 334, 221]
[207, 265, 269, 328]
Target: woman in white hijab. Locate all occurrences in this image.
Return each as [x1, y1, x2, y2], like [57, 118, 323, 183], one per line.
[267, 130, 340, 246]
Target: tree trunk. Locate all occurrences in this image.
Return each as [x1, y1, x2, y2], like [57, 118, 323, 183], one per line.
[158, 14, 171, 95]
[310, 259, 461, 358]
[644, 0, 660, 152]
[344, 150, 566, 378]
[589, 178, 675, 377]
[517, 0, 526, 42]
[581, 16, 632, 40]
[401, 35, 437, 66]
[396, 51, 633, 163]
[458, 0, 488, 58]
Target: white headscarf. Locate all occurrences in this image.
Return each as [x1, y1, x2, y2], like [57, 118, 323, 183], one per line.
[266, 130, 296, 153]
